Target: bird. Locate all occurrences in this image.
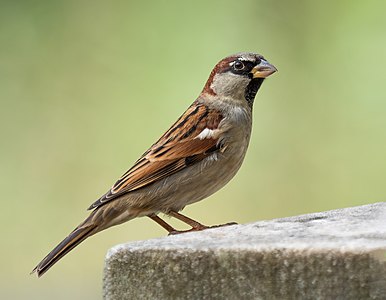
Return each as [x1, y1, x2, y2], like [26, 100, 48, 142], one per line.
[31, 52, 277, 277]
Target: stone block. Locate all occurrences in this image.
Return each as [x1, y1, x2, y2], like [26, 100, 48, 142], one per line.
[103, 202, 386, 299]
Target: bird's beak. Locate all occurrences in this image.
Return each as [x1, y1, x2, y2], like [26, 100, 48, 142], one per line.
[251, 59, 277, 78]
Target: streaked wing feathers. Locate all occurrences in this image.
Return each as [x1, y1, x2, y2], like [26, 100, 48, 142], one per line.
[88, 103, 223, 210]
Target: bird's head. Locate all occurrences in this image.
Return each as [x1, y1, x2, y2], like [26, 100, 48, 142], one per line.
[202, 52, 277, 106]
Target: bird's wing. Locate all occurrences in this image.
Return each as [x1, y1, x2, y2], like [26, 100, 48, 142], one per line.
[88, 102, 224, 210]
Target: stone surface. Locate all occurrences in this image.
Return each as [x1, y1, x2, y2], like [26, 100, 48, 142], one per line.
[103, 202, 386, 300]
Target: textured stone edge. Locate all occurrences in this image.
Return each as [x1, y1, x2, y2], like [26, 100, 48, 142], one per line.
[104, 247, 386, 300]
[103, 202, 386, 299]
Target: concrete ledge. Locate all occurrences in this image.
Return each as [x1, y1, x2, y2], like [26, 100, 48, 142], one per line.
[103, 203, 386, 299]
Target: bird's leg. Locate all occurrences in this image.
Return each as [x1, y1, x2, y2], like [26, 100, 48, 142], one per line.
[169, 211, 238, 234]
[149, 212, 238, 236]
[148, 214, 176, 233]
[148, 213, 205, 235]
[168, 211, 208, 233]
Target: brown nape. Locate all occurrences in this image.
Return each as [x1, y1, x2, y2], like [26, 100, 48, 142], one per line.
[201, 55, 239, 96]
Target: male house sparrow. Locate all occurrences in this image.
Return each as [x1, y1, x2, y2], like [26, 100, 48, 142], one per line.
[32, 52, 276, 277]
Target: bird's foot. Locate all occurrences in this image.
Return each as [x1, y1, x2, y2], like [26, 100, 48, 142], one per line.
[168, 222, 237, 235]
[208, 221, 238, 229]
[168, 225, 208, 235]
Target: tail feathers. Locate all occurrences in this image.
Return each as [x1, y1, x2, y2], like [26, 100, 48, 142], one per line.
[31, 225, 96, 277]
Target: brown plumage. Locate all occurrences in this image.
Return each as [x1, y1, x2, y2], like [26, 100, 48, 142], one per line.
[91, 103, 223, 208]
[32, 52, 276, 277]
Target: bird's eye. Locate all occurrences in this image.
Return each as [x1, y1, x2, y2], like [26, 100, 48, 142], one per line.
[233, 61, 245, 71]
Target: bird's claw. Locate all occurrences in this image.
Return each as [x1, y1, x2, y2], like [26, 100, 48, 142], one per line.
[167, 222, 237, 235]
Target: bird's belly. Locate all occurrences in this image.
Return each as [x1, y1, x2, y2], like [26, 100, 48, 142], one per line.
[124, 145, 248, 215]
[173, 153, 244, 208]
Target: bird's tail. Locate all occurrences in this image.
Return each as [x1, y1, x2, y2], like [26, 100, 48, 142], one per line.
[31, 221, 97, 277]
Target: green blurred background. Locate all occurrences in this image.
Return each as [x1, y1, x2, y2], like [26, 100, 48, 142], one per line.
[1, 0, 386, 299]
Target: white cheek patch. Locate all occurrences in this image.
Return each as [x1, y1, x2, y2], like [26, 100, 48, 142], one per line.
[195, 128, 216, 140]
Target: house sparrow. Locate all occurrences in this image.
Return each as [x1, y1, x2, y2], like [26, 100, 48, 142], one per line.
[32, 52, 277, 277]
